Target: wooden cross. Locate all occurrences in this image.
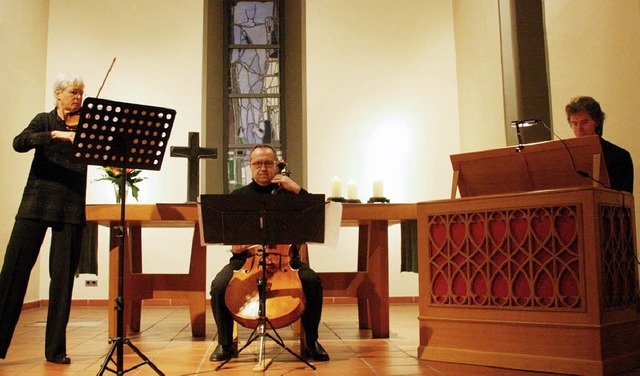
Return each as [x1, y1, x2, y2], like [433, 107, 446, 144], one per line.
[170, 132, 217, 202]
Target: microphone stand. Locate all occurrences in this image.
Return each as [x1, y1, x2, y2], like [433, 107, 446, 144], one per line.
[513, 120, 526, 152]
[511, 119, 540, 152]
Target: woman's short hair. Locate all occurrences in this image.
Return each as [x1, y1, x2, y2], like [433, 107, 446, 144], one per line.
[53, 72, 85, 98]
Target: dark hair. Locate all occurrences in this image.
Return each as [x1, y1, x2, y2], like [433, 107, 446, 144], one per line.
[565, 96, 605, 136]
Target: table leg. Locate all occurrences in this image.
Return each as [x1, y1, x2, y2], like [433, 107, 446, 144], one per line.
[128, 226, 143, 333]
[366, 220, 390, 338]
[357, 223, 370, 329]
[186, 225, 206, 337]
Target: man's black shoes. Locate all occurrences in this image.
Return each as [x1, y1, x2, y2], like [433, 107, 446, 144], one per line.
[47, 356, 71, 364]
[209, 344, 238, 361]
[210, 341, 328, 362]
[302, 341, 330, 361]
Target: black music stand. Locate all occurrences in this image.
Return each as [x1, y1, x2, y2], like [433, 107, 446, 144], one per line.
[198, 194, 325, 372]
[72, 97, 176, 375]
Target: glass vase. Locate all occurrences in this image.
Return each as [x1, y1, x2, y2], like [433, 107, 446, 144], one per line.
[113, 184, 128, 204]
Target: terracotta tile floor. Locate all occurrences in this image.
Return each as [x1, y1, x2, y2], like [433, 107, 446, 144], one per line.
[1, 303, 639, 375]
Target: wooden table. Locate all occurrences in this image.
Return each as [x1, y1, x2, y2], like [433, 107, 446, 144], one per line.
[86, 204, 205, 338]
[316, 203, 416, 338]
[86, 202, 416, 339]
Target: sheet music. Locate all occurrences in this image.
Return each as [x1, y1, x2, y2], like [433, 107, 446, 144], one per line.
[308, 201, 342, 250]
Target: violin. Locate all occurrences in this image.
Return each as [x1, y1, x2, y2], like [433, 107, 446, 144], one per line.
[65, 57, 116, 131]
[224, 160, 306, 329]
[65, 110, 81, 131]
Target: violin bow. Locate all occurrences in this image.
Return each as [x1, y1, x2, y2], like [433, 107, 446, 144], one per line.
[96, 57, 116, 98]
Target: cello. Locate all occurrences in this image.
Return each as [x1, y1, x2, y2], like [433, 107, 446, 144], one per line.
[224, 161, 306, 330]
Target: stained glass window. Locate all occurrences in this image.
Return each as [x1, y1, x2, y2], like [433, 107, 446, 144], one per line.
[225, 0, 282, 192]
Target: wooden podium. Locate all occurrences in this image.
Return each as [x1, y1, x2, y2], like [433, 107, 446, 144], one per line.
[449, 134, 610, 199]
[417, 136, 640, 375]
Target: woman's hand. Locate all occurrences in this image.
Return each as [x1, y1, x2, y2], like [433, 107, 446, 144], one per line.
[51, 130, 75, 143]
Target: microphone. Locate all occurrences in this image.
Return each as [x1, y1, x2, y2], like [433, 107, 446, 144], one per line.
[510, 119, 540, 127]
[511, 119, 539, 152]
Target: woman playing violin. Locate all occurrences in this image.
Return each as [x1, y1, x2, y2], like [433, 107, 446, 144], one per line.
[209, 144, 330, 362]
[0, 73, 87, 364]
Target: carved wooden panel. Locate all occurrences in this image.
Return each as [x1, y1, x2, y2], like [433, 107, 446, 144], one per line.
[601, 204, 637, 310]
[426, 205, 583, 309]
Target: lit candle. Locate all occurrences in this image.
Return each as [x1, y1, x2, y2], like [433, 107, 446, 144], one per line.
[373, 180, 384, 197]
[331, 176, 342, 198]
[347, 180, 358, 200]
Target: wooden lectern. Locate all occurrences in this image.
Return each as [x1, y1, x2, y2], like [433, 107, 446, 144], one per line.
[449, 134, 609, 198]
[417, 136, 640, 375]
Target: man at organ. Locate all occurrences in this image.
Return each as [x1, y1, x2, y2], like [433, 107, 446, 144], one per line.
[565, 96, 634, 193]
[208, 144, 330, 362]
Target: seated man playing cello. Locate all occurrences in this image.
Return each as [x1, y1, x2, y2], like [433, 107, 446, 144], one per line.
[209, 144, 329, 362]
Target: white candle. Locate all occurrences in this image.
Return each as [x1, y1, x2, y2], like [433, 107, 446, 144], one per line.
[331, 176, 342, 197]
[373, 180, 384, 197]
[347, 180, 358, 200]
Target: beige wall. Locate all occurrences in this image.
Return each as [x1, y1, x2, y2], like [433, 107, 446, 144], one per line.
[453, 0, 507, 152]
[0, 0, 50, 303]
[46, 0, 205, 204]
[2, 0, 639, 303]
[453, 0, 640, 274]
[0, 0, 210, 302]
[43, 0, 207, 300]
[544, 0, 640, 238]
[304, 1, 459, 296]
[305, 0, 459, 202]
[545, 1, 640, 147]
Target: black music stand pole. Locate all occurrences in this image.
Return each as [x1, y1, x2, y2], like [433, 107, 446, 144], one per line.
[96, 166, 165, 376]
[71, 97, 176, 375]
[198, 194, 325, 372]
